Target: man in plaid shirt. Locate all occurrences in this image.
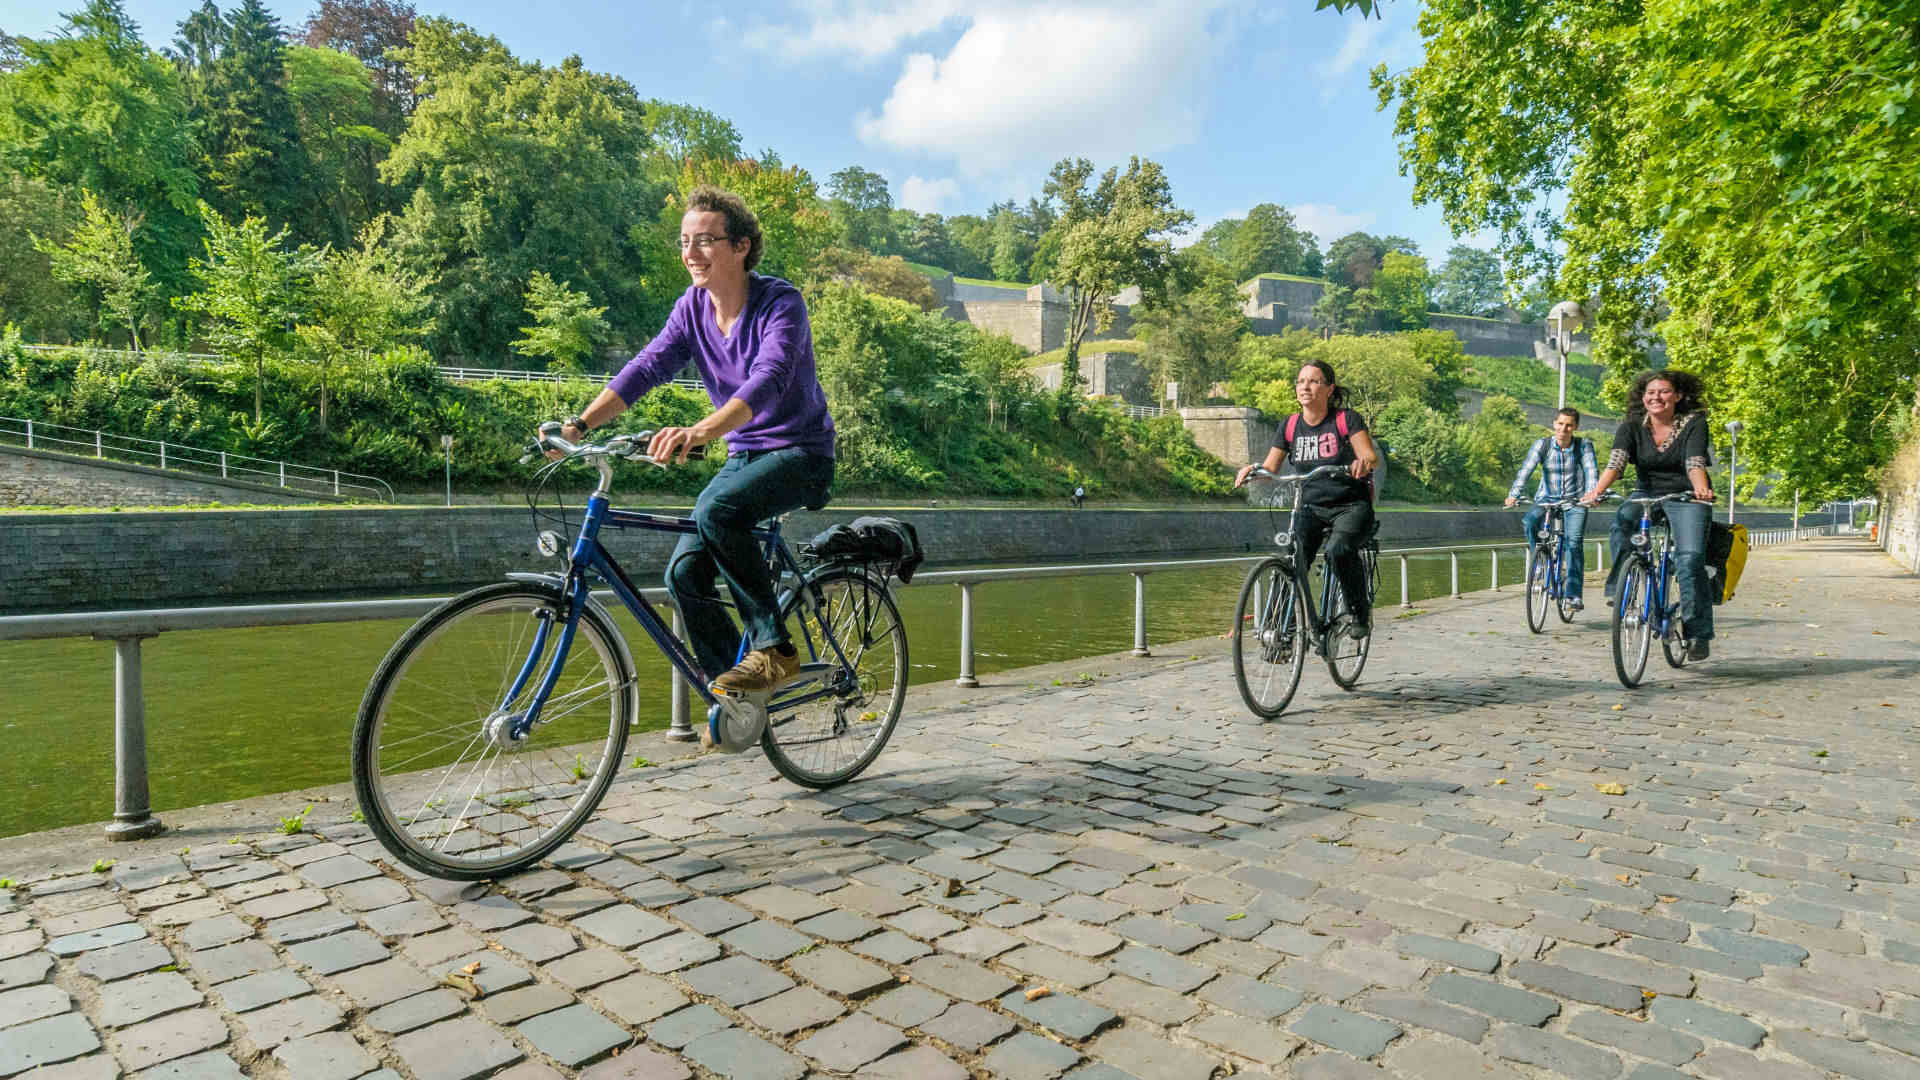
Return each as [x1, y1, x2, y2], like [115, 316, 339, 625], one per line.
[1504, 408, 1601, 609]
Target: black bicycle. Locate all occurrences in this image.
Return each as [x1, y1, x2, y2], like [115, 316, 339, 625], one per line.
[1232, 465, 1380, 718]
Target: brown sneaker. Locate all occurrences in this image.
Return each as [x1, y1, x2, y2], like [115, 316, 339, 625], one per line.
[709, 646, 802, 699]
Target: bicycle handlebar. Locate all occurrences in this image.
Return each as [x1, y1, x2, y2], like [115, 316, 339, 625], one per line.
[1624, 491, 1711, 506]
[1245, 464, 1351, 486]
[520, 425, 667, 467]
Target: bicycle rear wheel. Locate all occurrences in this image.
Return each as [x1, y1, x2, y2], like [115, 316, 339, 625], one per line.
[1661, 563, 1689, 668]
[1525, 549, 1550, 633]
[1233, 558, 1306, 718]
[1611, 558, 1653, 688]
[353, 582, 633, 880]
[763, 567, 907, 788]
[1325, 576, 1371, 690]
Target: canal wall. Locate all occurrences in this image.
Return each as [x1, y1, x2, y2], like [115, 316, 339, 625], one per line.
[0, 503, 1802, 613]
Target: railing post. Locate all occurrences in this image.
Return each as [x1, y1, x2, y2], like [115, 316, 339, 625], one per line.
[1399, 555, 1410, 608]
[98, 634, 165, 841]
[1491, 548, 1499, 592]
[1131, 572, 1151, 657]
[1450, 550, 1461, 598]
[95, 431, 102, 458]
[25, 418, 32, 449]
[332, 469, 340, 496]
[220, 451, 228, 479]
[665, 606, 696, 742]
[279, 461, 286, 488]
[1596, 541, 1605, 573]
[956, 583, 979, 688]
[159, 442, 166, 471]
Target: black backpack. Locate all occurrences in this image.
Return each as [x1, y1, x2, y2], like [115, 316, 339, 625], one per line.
[804, 516, 925, 583]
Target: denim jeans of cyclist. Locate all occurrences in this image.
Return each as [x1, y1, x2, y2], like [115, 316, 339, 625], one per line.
[1604, 497, 1713, 641]
[1298, 498, 1375, 624]
[666, 448, 835, 680]
[1522, 504, 1589, 600]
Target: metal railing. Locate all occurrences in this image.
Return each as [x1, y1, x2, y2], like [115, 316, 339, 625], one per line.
[1119, 405, 1166, 420]
[1, 415, 395, 502]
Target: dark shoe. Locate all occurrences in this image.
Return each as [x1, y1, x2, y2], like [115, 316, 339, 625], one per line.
[1686, 640, 1710, 661]
[1347, 619, 1371, 641]
[1568, 598, 1584, 613]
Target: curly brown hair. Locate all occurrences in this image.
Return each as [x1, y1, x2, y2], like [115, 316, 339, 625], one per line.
[1624, 369, 1708, 423]
[684, 185, 764, 272]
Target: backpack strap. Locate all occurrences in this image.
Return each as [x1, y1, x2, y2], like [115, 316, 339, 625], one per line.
[1284, 413, 1298, 447]
[1336, 409, 1350, 439]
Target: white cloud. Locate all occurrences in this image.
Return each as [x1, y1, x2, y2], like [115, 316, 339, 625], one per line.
[897, 175, 961, 213]
[739, 1, 971, 63]
[1317, 17, 1388, 82]
[853, 2, 1233, 176]
[1291, 203, 1377, 244]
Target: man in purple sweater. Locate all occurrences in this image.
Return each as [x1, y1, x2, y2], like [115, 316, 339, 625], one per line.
[553, 186, 836, 715]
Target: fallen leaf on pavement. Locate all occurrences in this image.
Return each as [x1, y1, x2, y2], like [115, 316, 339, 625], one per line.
[1534, 783, 1552, 790]
[1493, 778, 1509, 785]
[460, 961, 482, 975]
[1594, 782, 1627, 796]
[1024, 986, 1052, 1001]
[442, 973, 481, 999]
[1615, 874, 1635, 885]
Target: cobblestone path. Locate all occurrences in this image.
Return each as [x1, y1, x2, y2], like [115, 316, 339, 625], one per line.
[2, 539, 1917, 1080]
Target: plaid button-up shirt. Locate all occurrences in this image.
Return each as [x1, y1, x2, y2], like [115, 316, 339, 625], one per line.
[1509, 435, 1599, 502]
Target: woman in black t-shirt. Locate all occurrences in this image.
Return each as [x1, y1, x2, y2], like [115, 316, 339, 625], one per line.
[1581, 369, 1717, 659]
[1235, 360, 1381, 638]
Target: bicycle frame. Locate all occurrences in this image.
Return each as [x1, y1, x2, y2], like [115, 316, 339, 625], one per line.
[1252, 466, 1372, 654]
[1627, 503, 1679, 641]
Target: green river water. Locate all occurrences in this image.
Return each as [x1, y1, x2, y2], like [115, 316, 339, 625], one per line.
[0, 542, 1558, 837]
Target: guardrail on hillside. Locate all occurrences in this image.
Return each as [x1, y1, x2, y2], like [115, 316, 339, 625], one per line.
[1, 416, 395, 503]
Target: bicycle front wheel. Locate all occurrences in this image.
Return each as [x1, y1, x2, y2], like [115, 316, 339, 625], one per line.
[1233, 558, 1306, 718]
[353, 582, 633, 880]
[1525, 549, 1550, 633]
[1611, 558, 1653, 688]
[1661, 563, 1689, 668]
[1325, 576, 1371, 690]
[764, 567, 907, 789]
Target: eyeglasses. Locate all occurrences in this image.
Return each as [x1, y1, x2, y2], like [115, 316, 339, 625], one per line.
[679, 234, 736, 252]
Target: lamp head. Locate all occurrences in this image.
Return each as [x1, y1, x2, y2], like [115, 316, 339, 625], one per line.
[441, 434, 454, 450]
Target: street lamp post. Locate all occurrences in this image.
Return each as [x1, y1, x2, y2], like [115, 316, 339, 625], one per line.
[441, 434, 454, 508]
[1546, 300, 1587, 409]
[1724, 421, 1743, 525]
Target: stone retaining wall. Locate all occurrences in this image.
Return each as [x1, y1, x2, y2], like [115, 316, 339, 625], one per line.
[1, 446, 329, 508]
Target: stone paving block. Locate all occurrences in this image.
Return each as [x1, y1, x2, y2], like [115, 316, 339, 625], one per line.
[939, 924, 1022, 960]
[1394, 933, 1501, 973]
[1647, 997, 1766, 1048]
[856, 1044, 970, 1080]
[368, 988, 467, 1033]
[719, 920, 813, 962]
[1688, 1047, 1824, 1080]
[1862, 1013, 1920, 1057]
[736, 885, 835, 922]
[451, 895, 535, 932]
[790, 945, 895, 997]
[0, 951, 53, 989]
[328, 957, 436, 1008]
[980, 899, 1043, 923]
[577, 906, 678, 949]
[887, 906, 967, 940]
[682, 1027, 806, 1080]
[116, 1007, 228, 1070]
[263, 909, 357, 944]
[997, 944, 1115, 990]
[671, 897, 755, 934]
[1546, 945, 1696, 997]
[272, 1030, 378, 1080]
[1255, 923, 1337, 959]
[490, 922, 578, 965]
[240, 889, 327, 921]
[648, 1004, 733, 1049]
[1086, 1025, 1219, 1080]
[238, 995, 341, 1047]
[1489, 1026, 1623, 1080]
[0, 1013, 99, 1074]
[863, 984, 950, 1028]
[333, 875, 411, 912]
[391, 1016, 525, 1080]
[1620, 938, 1763, 980]
[131, 1050, 247, 1079]
[1289, 1004, 1402, 1059]
[1024, 917, 1125, 957]
[41, 903, 132, 937]
[742, 985, 844, 1034]
[97, 972, 203, 1028]
[631, 930, 722, 974]
[851, 930, 932, 964]
[579, 1045, 693, 1080]
[919, 1002, 1016, 1050]
[0, 984, 69, 1027]
[430, 951, 532, 995]
[519, 1003, 628, 1067]
[286, 929, 389, 974]
[1186, 1012, 1302, 1065]
[1289, 1053, 1393, 1080]
[1001, 987, 1119, 1039]
[481, 984, 576, 1025]
[296, 854, 379, 888]
[1696, 927, 1810, 967]
[683, 955, 795, 1006]
[1568, 1009, 1704, 1065]
[1508, 960, 1645, 1011]
[1382, 1037, 1524, 1080]
[28, 1053, 138, 1079]
[794, 1013, 907, 1071]
[1108, 945, 1213, 993]
[1085, 975, 1200, 1027]
[796, 910, 881, 942]
[216, 968, 311, 1012]
[981, 1031, 1082, 1080]
[174, 915, 252, 952]
[906, 953, 1017, 1001]
[45, 922, 146, 956]
[1194, 972, 1303, 1019]
[1268, 960, 1370, 1002]
[544, 946, 631, 990]
[405, 927, 486, 967]
[1427, 973, 1559, 1026]
[363, 899, 448, 937]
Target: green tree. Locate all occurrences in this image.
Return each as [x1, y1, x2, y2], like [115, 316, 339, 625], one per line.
[1373, 251, 1430, 330]
[1431, 244, 1504, 317]
[1135, 251, 1247, 400]
[0, 173, 87, 341]
[299, 218, 430, 428]
[285, 44, 391, 246]
[512, 270, 607, 374]
[1229, 203, 1310, 280]
[893, 210, 954, 270]
[1042, 156, 1194, 407]
[1373, 0, 1920, 497]
[1232, 328, 1320, 415]
[827, 165, 893, 253]
[382, 19, 662, 358]
[640, 99, 741, 171]
[1464, 392, 1536, 499]
[1312, 282, 1379, 334]
[0, 1, 202, 298]
[301, 0, 417, 134]
[946, 213, 994, 278]
[177, 202, 324, 422]
[31, 190, 154, 349]
[176, 0, 315, 239]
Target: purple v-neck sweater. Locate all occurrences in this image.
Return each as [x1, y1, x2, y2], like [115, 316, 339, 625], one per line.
[607, 274, 836, 457]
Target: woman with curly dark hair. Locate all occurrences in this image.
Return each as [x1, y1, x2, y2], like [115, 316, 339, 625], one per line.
[1581, 369, 1717, 659]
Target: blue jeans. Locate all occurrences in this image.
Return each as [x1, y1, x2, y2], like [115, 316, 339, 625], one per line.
[1605, 497, 1714, 641]
[666, 448, 835, 680]
[1522, 504, 1588, 600]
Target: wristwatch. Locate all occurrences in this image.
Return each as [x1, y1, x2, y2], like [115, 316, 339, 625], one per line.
[564, 415, 590, 435]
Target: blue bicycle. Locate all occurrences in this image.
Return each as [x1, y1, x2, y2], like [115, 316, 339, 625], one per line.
[353, 428, 909, 879]
[1518, 496, 1608, 633]
[1609, 491, 1700, 688]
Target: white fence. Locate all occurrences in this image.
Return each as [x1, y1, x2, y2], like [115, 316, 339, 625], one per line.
[1, 415, 395, 502]
[19, 344, 701, 393]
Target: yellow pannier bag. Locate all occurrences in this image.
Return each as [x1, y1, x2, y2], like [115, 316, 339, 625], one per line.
[1707, 522, 1750, 604]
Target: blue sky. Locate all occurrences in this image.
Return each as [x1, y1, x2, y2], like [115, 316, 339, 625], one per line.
[5, 0, 1487, 262]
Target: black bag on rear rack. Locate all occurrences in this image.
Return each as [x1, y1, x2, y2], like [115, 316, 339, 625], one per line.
[803, 516, 925, 584]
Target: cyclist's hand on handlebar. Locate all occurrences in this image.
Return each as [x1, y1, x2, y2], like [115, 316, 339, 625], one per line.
[1235, 463, 1261, 488]
[1349, 457, 1374, 480]
[1693, 483, 1715, 503]
[646, 426, 703, 465]
[1504, 496, 1517, 508]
